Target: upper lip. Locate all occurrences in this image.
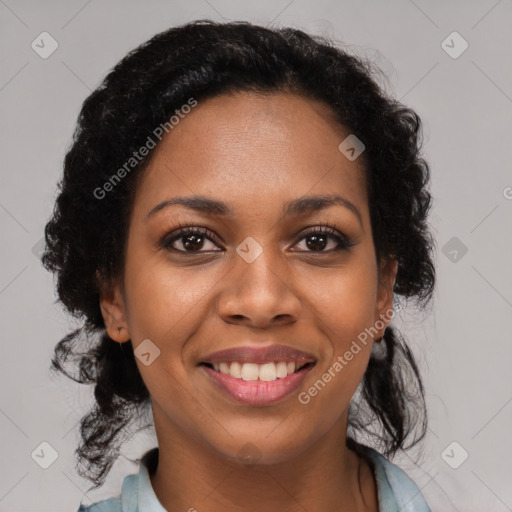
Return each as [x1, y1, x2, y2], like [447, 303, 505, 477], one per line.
[200, 344, 317, 365]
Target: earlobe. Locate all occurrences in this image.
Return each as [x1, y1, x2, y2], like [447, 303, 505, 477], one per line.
[375, 257, 398, 337]
[99, 284, 130, 343]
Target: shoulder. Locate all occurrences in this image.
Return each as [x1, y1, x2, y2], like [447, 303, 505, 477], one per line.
[76, 473, 138, 512]
[77, 497, 122, 512]
[75, 451, 156, 512]
[352, 441, 432, 512]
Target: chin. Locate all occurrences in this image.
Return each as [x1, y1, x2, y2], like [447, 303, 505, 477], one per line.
[212, 433, 313, 467]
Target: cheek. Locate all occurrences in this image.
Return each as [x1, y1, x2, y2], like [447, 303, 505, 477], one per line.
[123, 253, 219, 344]
[300, 258, 376, 409]
[298, 269, 376, 429]
[121, 255, 212, 412]
[304, 258, 378, 342]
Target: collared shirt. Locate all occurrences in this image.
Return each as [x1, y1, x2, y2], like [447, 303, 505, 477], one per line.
[78, 445, 431, 511]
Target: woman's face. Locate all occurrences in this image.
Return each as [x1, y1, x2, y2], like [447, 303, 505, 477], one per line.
[101, 91, 397, 464]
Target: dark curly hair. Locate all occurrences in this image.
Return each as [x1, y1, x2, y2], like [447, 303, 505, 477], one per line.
[41, 19, 436, 491]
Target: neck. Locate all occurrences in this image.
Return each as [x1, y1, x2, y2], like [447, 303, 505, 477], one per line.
[149, 404, 378, 512]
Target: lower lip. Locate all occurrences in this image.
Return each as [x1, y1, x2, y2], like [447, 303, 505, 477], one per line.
[200, 364, 314, 405]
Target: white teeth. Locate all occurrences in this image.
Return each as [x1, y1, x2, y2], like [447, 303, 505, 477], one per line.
[259, 362, 277, 382]
[241, 363, 259, 381]
[230, 361, 242, 379]
[276, 361, 288, 378]
[209, 361, 307, 381]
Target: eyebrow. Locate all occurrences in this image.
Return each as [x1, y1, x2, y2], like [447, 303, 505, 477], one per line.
[145, 193, 363, 227]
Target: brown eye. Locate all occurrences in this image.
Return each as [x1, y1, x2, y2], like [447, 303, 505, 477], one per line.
[161, 227, 222, 253]
[293, 224, 355, 253]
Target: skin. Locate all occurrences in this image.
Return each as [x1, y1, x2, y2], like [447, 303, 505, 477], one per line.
[100, 90, 398, 512]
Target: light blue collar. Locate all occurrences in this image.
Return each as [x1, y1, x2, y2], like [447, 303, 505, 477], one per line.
[80, 444, 431, 511]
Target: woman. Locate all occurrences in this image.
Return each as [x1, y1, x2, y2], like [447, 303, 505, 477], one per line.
[42, 19, 435, 511]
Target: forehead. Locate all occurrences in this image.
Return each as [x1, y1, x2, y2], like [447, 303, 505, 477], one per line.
[133, 91, 368, 218]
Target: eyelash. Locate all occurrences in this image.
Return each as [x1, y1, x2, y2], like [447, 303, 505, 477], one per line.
[159, 222, 355, 255]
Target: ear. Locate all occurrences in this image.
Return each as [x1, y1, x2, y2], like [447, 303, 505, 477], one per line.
[98, 273, 130, 343]
[374, 256, 398, 339]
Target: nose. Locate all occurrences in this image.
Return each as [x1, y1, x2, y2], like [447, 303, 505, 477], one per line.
[215, 247, 302, 329]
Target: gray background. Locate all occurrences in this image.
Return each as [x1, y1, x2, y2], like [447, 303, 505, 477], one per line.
[1, 0, 511, 510]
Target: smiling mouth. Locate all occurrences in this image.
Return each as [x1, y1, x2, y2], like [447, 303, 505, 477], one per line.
[200, 361, 316, 382]
[199, 360, 316, 406]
